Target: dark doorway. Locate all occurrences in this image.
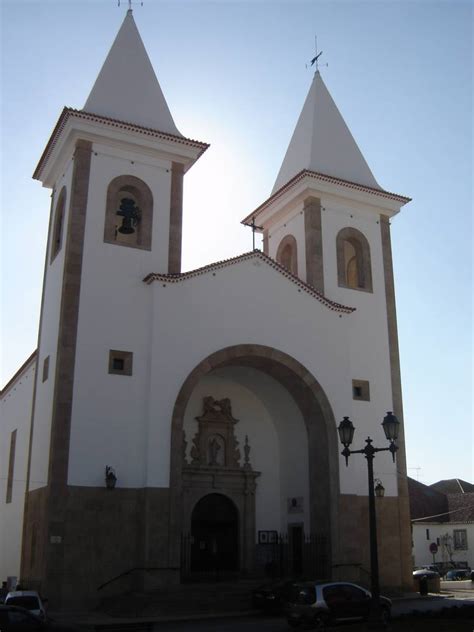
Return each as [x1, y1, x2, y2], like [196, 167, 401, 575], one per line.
[191, 494, 239, 573]
[289, 524, 304, 575]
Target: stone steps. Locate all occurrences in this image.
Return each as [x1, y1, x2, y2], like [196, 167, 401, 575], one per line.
[99, 579, 263, 618]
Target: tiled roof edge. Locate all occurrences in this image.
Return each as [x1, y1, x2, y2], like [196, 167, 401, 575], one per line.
[34, 107, 210, 181]
[241, 169, 412, 224]
[143, 250, 355, 314]
[1, 350, 38, 396]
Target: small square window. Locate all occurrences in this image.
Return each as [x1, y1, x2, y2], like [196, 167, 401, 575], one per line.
[352, 379, 370, 401]
[108, 350, 133, 376]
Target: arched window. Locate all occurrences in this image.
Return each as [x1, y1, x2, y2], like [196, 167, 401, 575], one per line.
[276, 234, 298, 276]
[336, 227, 373, 292]
[50, 187, 67, 263]
[104, 175, 153, 250]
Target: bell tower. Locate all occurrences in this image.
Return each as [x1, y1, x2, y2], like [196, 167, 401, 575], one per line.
[21, 10, 208, 603]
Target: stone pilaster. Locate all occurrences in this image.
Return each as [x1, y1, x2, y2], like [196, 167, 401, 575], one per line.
[304, 196, 324, 291]
[168, 162, 184, 274]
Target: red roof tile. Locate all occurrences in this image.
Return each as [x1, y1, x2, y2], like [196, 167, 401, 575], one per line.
[33, 107, 209, 181]
[144, 250, 355, 314]
[241, 169, 411, 225]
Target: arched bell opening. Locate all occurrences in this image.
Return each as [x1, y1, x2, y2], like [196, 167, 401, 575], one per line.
[190, 493, 239, 573]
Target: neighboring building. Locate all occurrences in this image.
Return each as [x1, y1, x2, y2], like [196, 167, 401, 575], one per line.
[409, 477, 474, 570]
[0, 10, 413, 606]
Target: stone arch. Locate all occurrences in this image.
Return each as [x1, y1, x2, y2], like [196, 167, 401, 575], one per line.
[168, 344, 340, 574]
[104, 175, 153, 250]
[50, 186, 67, 263]
[276, 234, 298, 275]
[336, 227, 373, 292]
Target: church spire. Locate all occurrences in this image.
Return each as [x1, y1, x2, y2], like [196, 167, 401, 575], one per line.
[83, 11, 182, 136]
[272, 72, 379, 194]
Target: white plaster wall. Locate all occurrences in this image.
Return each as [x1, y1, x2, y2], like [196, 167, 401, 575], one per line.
[320, 196, 396, 496]
[412, 523, 474, 569]
[68, 143, 172, 486]
[146, 256, 397, 497]
[29, 161, 74, 491]
[183, 366, 310, 535]
[0, 360, 36, 582]
[267, 210, 306, 282]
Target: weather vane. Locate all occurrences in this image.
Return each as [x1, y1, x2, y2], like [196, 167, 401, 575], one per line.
[307, 36, 328, 72]
[117, 0, 143, 10]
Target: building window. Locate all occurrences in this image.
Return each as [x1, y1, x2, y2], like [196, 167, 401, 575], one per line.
[276, 234, 298, 276]
[6, 430, 17, 503]
[352, 379, 370, 401]
[426, 528, 430, 540]
[108, 350, 133, 376]
[104, 175, 153, 251]
[336, 227, 373, 292]
[50, 187, 67, 263]
[42, 356, 50, 383]
[453, 529, 467, 550]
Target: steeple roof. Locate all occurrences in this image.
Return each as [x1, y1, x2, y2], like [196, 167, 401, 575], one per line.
[83, 10, 181, 136]
[272, 72, 380, 194]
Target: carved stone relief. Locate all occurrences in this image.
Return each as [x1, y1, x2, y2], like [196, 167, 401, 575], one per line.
[184, 396, 253, 471]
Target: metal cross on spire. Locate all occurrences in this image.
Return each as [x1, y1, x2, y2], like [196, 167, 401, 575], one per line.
[308, 36, 328, 72]
[244, 217, 263, 251]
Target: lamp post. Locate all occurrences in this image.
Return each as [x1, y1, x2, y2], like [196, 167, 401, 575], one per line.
[337, 412, 399, 630]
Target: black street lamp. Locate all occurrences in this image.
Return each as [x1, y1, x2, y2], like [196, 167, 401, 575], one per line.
[337, 412, 399, 630]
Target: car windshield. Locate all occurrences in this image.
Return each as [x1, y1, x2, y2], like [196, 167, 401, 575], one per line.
[6, 596, 40, 609]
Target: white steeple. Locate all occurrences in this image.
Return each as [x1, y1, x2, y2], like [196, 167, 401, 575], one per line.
[272, 72, 380, 193]
[84, 10, 182, 136]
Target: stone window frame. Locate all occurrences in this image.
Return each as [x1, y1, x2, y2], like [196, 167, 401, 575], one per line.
[42, 356, 50, 383]
[108, 350, 133, 376]
[6, 429, 17, 503]
[104, 175, 153, 251]
[276, 234, 298, 276]
[453, 529, 468, 550]
[336, 227, 373, 293]
[50, 186, 67, 263]
[352, 379, 370, 401]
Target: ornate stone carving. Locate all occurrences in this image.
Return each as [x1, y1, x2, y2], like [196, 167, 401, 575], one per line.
[185, 396, 253, 471]
[243, 434, 251, 470]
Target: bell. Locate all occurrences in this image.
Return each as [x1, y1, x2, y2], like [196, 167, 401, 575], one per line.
[118, 216, 135, 234]
[116, 197, 140, 235]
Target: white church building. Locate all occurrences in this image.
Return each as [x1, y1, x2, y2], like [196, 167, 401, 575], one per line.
[0, 10, 413, 606]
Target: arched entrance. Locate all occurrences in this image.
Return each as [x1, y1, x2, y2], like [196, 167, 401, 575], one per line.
[168, 344, 340, 579]
[191, 494, 239, 572]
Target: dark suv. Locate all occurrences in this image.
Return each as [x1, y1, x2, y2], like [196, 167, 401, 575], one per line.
[286, 581, 391, 628]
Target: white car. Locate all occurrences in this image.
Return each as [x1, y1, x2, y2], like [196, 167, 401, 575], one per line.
[4, 590, 46, 620]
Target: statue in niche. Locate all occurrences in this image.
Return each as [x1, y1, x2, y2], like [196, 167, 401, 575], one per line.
[208, 435, 225, 466]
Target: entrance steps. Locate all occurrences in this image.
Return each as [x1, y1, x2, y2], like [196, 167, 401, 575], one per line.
[98, 578, 264, 618]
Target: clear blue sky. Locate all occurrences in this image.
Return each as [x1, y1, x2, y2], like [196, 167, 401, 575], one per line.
[1, 0, 472, 486]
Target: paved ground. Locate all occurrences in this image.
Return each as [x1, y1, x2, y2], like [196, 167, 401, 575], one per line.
[49, 583, 474, 630]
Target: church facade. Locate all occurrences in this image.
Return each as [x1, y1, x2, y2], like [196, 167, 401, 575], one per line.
[0, 10, 413, 606]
